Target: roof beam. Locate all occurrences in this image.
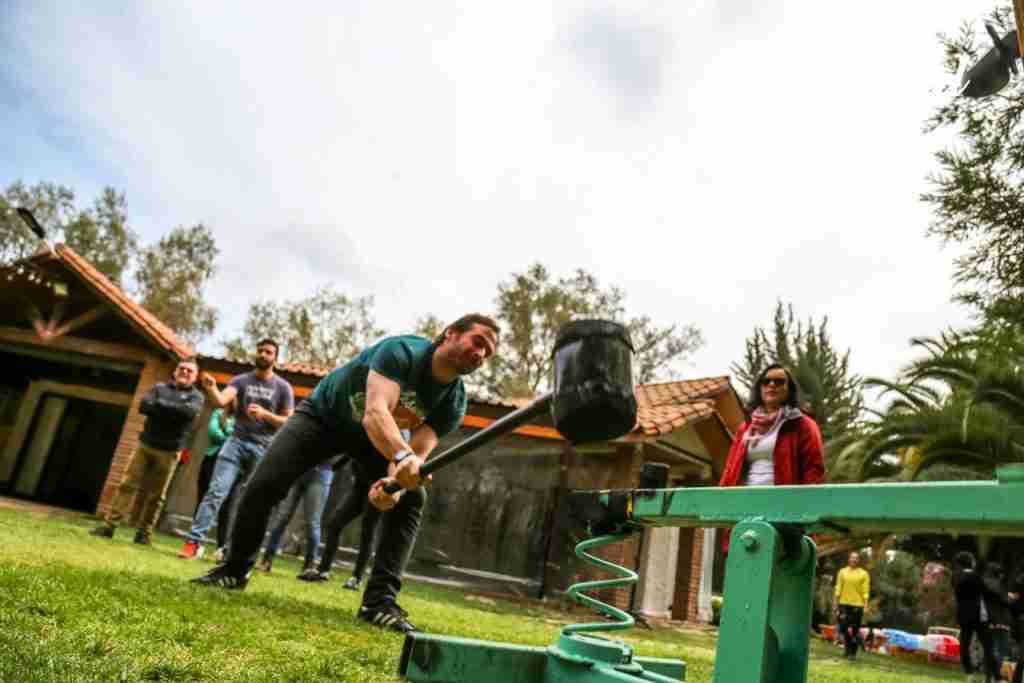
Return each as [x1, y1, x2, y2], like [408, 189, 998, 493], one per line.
[0, 325, 151, 364]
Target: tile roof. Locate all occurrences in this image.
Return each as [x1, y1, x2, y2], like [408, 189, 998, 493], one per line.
[22, 246, 736, 440]
[35, 244, 194, 360]
[633, 377, 732, 436]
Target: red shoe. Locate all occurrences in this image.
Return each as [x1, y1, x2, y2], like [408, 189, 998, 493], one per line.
[177, 541, 205, 560]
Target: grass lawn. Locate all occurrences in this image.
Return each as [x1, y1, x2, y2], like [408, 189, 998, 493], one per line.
[0, 506, 966, 682]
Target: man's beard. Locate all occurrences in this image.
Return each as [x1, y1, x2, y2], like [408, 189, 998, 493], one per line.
[254, 357, 272, 370]
[452, 351, 481, 375]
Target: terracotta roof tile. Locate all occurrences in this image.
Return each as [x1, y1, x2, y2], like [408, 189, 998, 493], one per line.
[38, 245, 194, 359]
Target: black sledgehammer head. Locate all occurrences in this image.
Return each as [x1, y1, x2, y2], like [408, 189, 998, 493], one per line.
[550, 319, 638, 443]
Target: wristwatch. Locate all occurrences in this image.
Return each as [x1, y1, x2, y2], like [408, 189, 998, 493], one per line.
[392, 449, 414, 466]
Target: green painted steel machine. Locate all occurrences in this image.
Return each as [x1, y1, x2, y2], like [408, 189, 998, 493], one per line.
[399, 464, 1024, 683]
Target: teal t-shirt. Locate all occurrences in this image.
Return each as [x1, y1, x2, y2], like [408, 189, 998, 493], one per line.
[306, 335, 467, 438]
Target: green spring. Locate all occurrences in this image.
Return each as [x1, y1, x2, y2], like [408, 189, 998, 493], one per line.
[562, 531, 638, 635]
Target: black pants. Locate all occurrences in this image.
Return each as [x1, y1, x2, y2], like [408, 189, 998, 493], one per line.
[196, 455, 238, 548]
[318, 469, 381, 580]
[837, 605, 863, 658]
[225, 410, 425, 607]
[1012, 620, 1023, 683]
[960, 619, 998, 677]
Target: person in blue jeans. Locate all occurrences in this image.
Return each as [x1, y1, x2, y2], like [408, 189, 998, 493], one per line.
[259, 461, 335, 575]
[178, 339, 294, 560]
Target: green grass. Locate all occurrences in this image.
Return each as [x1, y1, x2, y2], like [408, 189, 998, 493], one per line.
[0, 506, 965, 682]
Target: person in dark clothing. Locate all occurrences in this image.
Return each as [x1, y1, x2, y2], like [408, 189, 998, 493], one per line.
[90, 358, 205, 545]
[258, 461, 335, 575]
[304, 455, 385, 590]
[1008, 572, 1024, 683]
[954, 551, 1001, 683]
[192, 314, 499, 634]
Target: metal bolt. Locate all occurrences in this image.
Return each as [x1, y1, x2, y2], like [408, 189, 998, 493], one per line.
[740, 530, 759, 551]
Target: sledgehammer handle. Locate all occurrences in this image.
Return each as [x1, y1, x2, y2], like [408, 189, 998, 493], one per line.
[383, 393, 553, 494]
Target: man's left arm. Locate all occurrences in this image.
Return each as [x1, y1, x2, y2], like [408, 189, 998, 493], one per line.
[861, 571, 871, 606]
[251, 382, 294, 429]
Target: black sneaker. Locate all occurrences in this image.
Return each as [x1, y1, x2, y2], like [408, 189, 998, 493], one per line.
[358, 602, 417, 633]
[89, 525, 114, 539]
[190, 564, 250, 590]
[342, 576, 362, 591]
[133, 530, 151, 546]
[297, 568, 329, 582]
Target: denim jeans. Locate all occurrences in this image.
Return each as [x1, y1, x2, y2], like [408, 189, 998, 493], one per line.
[187, 436, 267, 543]
[225, 408, 425, 607]
[265, 467, 333, 566]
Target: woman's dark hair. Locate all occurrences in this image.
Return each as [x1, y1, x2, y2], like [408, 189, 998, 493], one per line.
[747, 363, 801, 412]
[954, 551, 976, 571]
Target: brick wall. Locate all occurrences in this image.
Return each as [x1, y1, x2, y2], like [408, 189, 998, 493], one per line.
[672, 527, 705, 622]
[96, 355, 175, 517]
[564, 444, 644, 611]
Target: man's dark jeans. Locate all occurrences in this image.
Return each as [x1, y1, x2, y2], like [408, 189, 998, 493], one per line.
[837, 605, 863, 658]
[960, 619, 998, 678]
[225, 410, 425, 607]
[319, 468, 381, 580]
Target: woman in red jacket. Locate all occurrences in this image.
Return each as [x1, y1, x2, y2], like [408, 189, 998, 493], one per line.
[718, 364, 824, 555]
[719, 363, 825, 490]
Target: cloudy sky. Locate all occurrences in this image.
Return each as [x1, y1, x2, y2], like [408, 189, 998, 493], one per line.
[0, 2, 1001, 386]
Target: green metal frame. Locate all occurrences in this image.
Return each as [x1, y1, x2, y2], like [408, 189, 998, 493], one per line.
[398, 465, 1024, 683]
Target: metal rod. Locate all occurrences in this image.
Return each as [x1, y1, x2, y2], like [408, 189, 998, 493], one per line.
[384, 393, 553, 493]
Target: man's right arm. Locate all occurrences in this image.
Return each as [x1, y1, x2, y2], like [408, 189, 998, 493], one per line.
[362, 370, 413, 461]
[201, 372, 238, 408]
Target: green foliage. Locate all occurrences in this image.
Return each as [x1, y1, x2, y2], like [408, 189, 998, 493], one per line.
[841, 331, 1024, 484]
[223, 286, 385, 367]
[923, 4, 1024, 306]
[0, 181, 138, 284]
[135, 225, 219, 345]
[484, 263, 703, 397]
[0, 509, 969, 682]
[730, 301, 864, 445]
[869, 551, 927, 633]
[412, 313, 445, 341]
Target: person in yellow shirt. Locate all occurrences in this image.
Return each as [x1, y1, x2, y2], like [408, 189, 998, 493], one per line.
[834, 551, 870, 661]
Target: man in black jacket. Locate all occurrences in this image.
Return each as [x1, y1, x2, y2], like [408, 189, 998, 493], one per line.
[954, 551, 1001, 683]
[90, 357, 205, 545]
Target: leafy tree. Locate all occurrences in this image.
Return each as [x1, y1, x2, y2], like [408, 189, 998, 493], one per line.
[136, 224, 219, 345]
[224, 286, 385, 367]
[63, 188, 137, 285]
[730, 301, 864, 444]
[412, 313, 445, 341]
[832, 330, 1024, 483]
[923, 4, 1024, 307]
[0, 181, 137, 283]
[869, 551, 926, 632]
[483, 263, 703, 397]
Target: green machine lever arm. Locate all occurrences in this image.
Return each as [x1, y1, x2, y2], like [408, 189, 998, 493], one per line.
[577, 465, 1024, 537]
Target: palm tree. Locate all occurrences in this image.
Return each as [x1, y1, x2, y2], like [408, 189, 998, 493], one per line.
[832, 331, 1024, 483]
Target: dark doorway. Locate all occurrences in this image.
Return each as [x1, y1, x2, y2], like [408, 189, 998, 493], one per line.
[13, 397, 126, 512]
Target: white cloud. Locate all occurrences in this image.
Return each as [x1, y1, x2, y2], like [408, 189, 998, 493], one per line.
[0, 0, 995, 383]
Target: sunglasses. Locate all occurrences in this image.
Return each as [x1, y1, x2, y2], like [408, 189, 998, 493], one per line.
[760, 377, 787, 387]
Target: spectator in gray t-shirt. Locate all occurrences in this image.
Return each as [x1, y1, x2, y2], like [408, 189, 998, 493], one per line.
[177, 339, 295, 560]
